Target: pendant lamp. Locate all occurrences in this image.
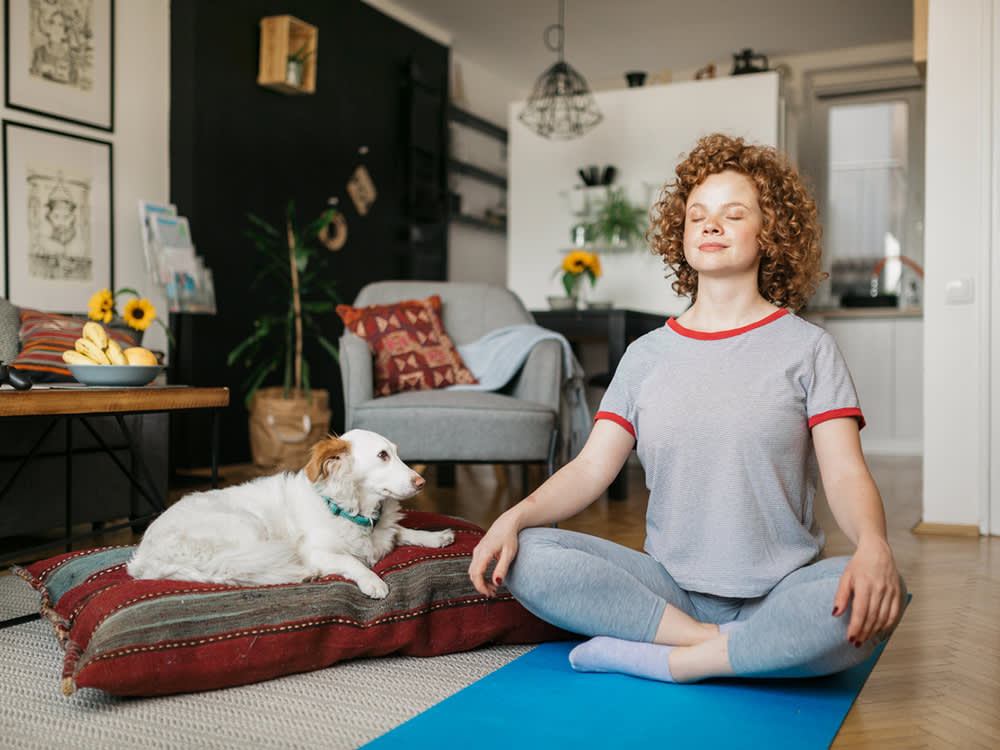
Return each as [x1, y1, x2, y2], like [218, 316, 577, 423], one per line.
[518, 0, 602, 139]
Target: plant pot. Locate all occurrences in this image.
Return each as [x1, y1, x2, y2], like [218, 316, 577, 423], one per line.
[248, 386, 331, 471]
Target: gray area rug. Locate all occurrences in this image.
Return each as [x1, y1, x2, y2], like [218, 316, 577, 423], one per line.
[0, 574, 533, 749]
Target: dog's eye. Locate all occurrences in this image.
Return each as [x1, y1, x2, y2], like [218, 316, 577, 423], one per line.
[378, 450, 389, 460]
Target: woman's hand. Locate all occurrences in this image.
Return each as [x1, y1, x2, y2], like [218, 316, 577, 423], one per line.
[832, 535, 902, 645]
[468, 509, 522, 597]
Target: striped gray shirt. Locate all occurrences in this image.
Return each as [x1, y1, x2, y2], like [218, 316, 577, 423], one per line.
[597, 310, 863, 597]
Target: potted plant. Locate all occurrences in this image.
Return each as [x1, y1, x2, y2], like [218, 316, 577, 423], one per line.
[587, 187, 648, 247]
[227, 200, 341, 470]
[286, 42, 315, 87]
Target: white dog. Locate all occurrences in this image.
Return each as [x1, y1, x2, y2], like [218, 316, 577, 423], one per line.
[126, 429, 454, 598]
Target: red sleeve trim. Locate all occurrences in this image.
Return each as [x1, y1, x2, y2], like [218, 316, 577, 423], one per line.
[809, 408, 866, 431]
[594, 411, 636, 438]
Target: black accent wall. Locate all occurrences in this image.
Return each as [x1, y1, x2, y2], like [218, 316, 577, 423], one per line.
[169, 1, 449, 468]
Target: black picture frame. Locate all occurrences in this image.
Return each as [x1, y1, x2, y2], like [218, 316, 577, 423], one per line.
[3, 119, 114, 311]
[4, 0, 115, 132]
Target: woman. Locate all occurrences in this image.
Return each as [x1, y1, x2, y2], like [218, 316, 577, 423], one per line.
[468, 133, 905, 683]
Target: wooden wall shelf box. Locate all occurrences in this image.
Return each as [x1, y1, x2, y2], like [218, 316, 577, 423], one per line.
[258, 15, 318, 95]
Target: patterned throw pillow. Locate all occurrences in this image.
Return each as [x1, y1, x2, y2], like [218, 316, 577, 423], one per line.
[14, 511, 569, 697]
[336, 295, 478, 397]
[9, 309, 137, 382]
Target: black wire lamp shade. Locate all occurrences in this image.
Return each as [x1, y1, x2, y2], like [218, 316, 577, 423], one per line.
[518, 1, 602, 140]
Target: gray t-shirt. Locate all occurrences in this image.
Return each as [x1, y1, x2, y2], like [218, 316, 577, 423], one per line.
[596, 309, 863, 597]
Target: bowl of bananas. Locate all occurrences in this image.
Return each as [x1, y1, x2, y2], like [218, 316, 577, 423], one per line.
[62, 322, 163, 386]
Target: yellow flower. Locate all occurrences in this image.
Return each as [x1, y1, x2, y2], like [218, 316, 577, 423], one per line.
[88, 288, 115, 324]
[86, 286, 173, 344]
[556, 251, 601, 297]
[123, 297, 157, 330]
[561, 250, 602, 277]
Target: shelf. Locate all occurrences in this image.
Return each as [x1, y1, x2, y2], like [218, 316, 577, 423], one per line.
[448, 159, 507, 189]
[448, 106, 508, 143]
[452, 213, 506, 233]
[257, 15, 318, 95]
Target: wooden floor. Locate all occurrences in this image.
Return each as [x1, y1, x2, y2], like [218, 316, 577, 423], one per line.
[6, 454, 998, 747]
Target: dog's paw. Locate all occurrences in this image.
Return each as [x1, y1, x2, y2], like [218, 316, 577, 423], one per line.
[357, 576, 389, 599]
[432, 529, 455, 548]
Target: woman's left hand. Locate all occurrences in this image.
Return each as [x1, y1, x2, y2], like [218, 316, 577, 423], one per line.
[832, 535, 902, 646]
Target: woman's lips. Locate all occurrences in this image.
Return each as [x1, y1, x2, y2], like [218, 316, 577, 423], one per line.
[699, 242, 726, 252]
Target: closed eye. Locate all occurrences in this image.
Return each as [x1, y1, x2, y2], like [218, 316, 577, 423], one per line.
[378, 450, 390, 461]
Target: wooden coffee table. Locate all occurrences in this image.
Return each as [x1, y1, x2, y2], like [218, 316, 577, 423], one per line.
[0, 384, 229, 568]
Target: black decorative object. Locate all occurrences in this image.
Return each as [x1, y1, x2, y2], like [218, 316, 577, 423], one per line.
[518, 0, 602, 140]
[624, 71, 647, 87]
[731, 48, 769, 76]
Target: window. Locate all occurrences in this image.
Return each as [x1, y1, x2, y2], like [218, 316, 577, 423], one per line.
[800, 64, 925, 307]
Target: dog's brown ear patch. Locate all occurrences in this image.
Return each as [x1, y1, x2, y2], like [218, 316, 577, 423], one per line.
[305, 436, 350, 483]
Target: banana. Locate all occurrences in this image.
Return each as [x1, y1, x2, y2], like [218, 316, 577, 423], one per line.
[75, 337, 111, 364]
[105, 337, 128, 365]
[82, 321, 109, 350]
[124, 346, 158, 366]
[62, 349, 99, 365]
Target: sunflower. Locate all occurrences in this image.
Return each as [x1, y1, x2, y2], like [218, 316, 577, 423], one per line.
[87, 288, 116, 324]
[122, 297, 157, 330]
[557, 250, 602, 297]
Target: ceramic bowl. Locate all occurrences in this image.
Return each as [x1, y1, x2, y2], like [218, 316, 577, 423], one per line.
[67, 364, 163, 387]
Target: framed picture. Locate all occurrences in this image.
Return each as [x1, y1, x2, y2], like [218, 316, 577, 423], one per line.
[4, 0, 115, 131]
[3, 120, 113, 311]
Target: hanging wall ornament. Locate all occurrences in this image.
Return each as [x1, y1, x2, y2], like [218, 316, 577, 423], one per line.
[347, 146, 377, 216]
[319, 197, 348, 251]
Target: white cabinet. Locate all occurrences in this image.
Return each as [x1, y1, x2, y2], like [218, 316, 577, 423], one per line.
[818, 315, 923, 455]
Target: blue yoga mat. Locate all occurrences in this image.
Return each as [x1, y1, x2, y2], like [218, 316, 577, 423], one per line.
[365, 639, 887, 749]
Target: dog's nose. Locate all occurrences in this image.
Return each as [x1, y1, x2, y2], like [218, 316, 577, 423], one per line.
[412, 475, 425, 491]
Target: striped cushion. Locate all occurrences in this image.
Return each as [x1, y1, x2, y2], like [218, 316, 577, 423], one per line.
[14, 511, 568, 697]
[10, 309, 137, 382]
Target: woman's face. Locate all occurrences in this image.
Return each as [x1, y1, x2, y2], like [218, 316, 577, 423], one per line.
[682, 170, 764, 281]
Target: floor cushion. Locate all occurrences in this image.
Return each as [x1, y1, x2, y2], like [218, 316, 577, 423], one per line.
[14, 511, 570, 697]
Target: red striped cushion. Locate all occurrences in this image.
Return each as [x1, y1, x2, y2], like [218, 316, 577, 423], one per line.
[15, 511, 569, 697]
[10, 309, 137, 382]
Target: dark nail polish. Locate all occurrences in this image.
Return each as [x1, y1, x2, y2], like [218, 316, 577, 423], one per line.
[831, 607, 838, 616]
[494, 576, 503, 586]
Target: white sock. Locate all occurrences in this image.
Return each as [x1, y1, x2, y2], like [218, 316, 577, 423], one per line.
[569, 636, 676, 682]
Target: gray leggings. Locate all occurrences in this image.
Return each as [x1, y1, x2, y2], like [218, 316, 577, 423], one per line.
[506, 527, 905, 678]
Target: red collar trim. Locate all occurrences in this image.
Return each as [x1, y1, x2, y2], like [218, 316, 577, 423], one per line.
[668, 309, 789, 340]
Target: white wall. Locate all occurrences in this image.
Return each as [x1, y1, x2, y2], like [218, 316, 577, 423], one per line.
[922, 0, 994, 531]
[506, 72, 780, 314]
[0, 0, 172, 358]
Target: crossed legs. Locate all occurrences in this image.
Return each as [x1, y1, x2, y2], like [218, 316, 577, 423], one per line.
[505, 527, 901, 683]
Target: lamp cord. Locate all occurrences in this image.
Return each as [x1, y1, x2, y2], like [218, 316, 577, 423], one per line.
[544, 0, 565, 60]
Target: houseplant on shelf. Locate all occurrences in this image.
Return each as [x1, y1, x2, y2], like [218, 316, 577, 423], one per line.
[227, 200, 341, 470]
[587, 187, 648, 248]
[286, 42, 315, 87]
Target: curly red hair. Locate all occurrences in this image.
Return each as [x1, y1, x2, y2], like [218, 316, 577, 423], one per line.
[647, 133, 825, 310]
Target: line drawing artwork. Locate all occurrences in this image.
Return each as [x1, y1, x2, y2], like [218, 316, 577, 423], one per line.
[26, 165, 93, 281]
[28, 0, 95, 91]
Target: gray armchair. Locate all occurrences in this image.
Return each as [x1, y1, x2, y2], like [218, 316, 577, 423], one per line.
[338, 281, 561, 479]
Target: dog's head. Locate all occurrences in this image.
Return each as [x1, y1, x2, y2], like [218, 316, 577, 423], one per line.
[305, 430, 425, 503]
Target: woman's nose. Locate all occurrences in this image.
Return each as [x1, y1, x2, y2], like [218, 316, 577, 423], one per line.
[702, 216, 721, 234]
